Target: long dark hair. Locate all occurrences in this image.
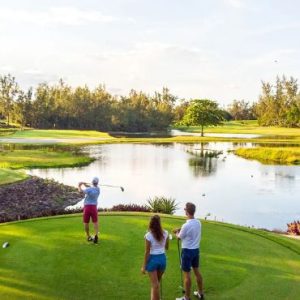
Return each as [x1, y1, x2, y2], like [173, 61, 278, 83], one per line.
[149, 215, 164, 242]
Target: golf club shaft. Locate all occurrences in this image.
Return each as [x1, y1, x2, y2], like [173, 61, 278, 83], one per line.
[160, 276, 162, 299]
[177, 239, 185, 294]
[100, 184, 122, 189]
[83, 182, 123, 190]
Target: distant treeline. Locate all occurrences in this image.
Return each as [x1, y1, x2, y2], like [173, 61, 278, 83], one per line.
[0, 74, 299, 131]
[255, 76, 300, 127]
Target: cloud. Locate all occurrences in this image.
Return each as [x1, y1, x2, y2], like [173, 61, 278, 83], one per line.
[108, 87, 123, 94]
[0, 7, 118, 26]
[0, 65, 15, 73]
[224, 84, 240, 90]
[23, 69, 43, 75]
[248, 22, 300, 36]
[242, 49, 298, 67]
[223, 0, 244, 9]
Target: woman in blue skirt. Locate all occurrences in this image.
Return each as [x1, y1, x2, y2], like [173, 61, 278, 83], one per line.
[141, 215, 169, 300]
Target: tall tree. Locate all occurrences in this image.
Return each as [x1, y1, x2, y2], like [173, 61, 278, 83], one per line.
[182, 99, 224, 136]
[228, 99, 255, 120]
[255, 76, 300, 127]
[13, 88, 33, 128]
[0, 74, 19, 125]
[173, 99, 190, 123]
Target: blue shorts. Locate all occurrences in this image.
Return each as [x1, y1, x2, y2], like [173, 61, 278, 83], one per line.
[146, 254, 166, 272]
[181, 248, 200, 272]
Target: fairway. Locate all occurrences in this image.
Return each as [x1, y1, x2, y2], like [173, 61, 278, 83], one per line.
[176, 120, 300, 136]
[1, 214, 300, 300]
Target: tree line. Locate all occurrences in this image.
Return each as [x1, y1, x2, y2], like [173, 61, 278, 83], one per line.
[0, 75, 175, 132]
[0, 74, 299, 131]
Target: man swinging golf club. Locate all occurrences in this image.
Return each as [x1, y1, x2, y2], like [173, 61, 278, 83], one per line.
[78, 177, 100, 244]
[174, 202, 204, 300]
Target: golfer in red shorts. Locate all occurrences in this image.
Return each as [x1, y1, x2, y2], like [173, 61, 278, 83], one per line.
[78, 177, 100, 244]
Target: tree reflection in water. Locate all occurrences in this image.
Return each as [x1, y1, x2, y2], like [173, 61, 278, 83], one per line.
[187, 143, 223, 177]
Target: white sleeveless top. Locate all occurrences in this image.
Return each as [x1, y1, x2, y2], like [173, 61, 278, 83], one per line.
[145, 230, 168, 255]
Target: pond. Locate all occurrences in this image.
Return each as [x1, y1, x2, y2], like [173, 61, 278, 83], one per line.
[28, 143, 300, 231]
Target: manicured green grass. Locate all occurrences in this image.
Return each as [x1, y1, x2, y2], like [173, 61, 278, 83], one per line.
[235, 147, 300, 164]
[1, 124, 300, 145]
[0, 213, 299, 300]
[0, 169, 28, 185]
[176, 120, 300, 136]
[5, 129, 111, 139]
[0, 149, 94, 169]
[0, 129, 17, 136]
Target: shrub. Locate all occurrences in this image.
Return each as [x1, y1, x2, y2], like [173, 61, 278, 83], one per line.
[110, 204, 150, 212]
[287, 221, 300, 235]
[147, 196, 178, 215]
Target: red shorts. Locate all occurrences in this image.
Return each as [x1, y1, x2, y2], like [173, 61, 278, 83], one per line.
[83, 205, 98, 223]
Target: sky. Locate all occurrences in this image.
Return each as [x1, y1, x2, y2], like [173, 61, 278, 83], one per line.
[0, 0, 299, 106]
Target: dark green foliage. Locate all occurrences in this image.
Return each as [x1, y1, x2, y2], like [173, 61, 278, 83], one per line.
[147, 196, 178, 215]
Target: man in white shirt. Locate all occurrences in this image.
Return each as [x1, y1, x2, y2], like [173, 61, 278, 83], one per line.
[174, 202, 204, 300]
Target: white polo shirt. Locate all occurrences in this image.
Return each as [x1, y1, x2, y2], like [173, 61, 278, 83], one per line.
[178, 218, 201, 249]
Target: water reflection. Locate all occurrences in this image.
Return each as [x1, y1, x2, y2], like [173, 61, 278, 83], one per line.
[186, 143, 222, 177]
[27, 143, 300, 230]
[188, 157, 218, 177]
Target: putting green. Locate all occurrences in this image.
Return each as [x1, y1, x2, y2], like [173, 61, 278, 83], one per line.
[0, 213, 300, 299]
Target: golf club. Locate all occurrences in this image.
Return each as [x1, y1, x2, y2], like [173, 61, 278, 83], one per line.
[83, 182, 124, 192]
[177, 238, 185, 294]
[160, 275, 163, 300]
[100, 184, 125, 192]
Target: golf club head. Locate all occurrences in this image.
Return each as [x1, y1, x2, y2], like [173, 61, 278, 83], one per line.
[120, 187, 124, 192]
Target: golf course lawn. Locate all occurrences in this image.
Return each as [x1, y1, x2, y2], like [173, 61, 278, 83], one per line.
[4, 129, 111, 139]
[0, 149, 94, 170]
[0, 169, 28, 185]
[235, 147, 300, 164]
[1, 214, 300, 300]
[176, 120, 300, 136]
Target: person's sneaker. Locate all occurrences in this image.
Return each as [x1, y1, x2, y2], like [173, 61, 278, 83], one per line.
[93, 235, 98, 244]
[87, 236, 93, 242]
[193, 291, 204, 299]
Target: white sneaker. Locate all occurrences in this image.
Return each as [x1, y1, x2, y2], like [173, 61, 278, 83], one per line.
[193, 291, 204, 299]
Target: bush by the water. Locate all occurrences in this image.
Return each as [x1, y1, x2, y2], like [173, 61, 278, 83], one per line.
[147, 196, 178, 215]
[287, 221, 300, 235]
